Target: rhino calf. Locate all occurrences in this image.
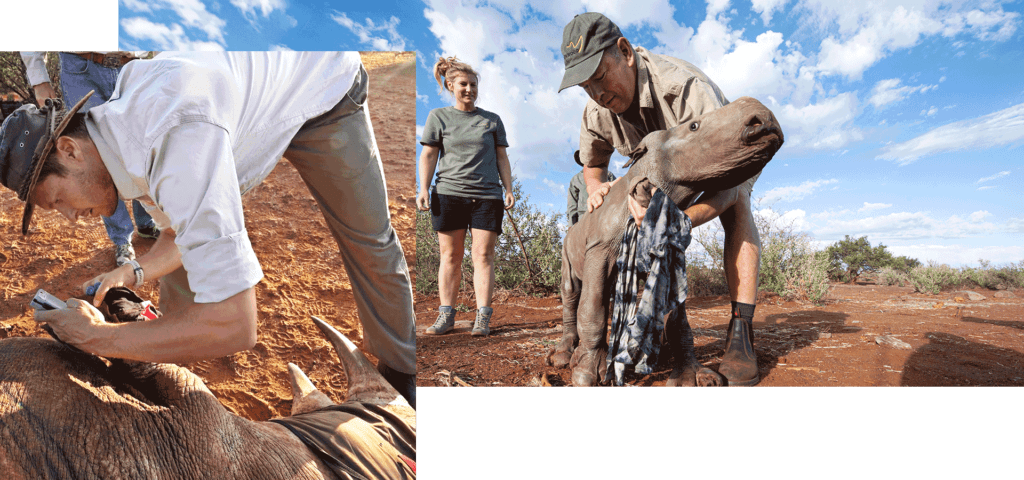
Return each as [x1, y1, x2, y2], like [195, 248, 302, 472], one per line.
[550, 96, 784, 387]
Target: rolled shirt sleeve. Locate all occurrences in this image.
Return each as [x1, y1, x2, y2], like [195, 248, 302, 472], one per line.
[420, 110, 442, 146]
[147, 122, 264, 303]
[20, 52, 51, 87]
[578, 105, 616, 168]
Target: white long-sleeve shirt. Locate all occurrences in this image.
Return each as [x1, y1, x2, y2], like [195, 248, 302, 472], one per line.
[84, 52, 362, 303]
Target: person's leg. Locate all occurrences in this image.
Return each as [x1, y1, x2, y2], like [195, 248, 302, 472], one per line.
[56, 53, 117, 110]
[131, 199, 159, 238]
[282, 65, 416, 402]
[716, 175, 761, 386]
[437, 229, 467, 308]
[470, 229, 498, 310]
[102, 200, 136, 266]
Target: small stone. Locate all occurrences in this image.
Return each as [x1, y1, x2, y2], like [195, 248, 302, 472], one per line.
[819, 332, 832, 339]
[876, 335, 912, 350]
[957, 291, 986, 301]
[994, 291, 1016, 299]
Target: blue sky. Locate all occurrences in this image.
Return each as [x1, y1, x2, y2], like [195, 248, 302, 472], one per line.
[114, 0, 1020, 266]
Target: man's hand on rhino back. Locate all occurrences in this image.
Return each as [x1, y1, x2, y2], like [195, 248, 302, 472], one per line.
[586, 179, 619, 213]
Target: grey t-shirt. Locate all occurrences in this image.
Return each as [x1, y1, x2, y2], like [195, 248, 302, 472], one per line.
[421, 106, 508, 199]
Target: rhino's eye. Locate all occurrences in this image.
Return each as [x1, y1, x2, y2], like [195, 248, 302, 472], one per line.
[689, 121, 699, 131]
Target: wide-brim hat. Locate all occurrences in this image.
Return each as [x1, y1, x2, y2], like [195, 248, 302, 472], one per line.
[0, 91, 93, 234]
[558, 12, 623, 92]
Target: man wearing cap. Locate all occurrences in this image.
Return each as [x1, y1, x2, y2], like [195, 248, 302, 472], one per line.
[0, 52, 417, 406]
[566, 149, 615, 227]
[559, 12, 762, 386]
[21, 52, 160, 267]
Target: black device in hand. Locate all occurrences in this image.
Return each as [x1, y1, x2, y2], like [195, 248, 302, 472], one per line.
[30, 289, 67, 311]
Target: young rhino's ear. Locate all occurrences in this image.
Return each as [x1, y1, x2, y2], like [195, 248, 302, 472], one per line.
[628, 177, 657, 210]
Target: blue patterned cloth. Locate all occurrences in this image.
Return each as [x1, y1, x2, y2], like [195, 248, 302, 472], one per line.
[605, 190, 691, 385]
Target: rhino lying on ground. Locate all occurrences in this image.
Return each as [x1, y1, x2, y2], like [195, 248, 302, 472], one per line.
[550, 96, 784, 387]
[0, 315, 415, 479]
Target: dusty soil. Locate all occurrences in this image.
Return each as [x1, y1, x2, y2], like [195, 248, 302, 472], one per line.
[416, 283, 1024, 387]
[0, 52, 417, 419]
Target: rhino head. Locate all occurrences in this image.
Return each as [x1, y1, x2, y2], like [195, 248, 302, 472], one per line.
[625, 96, 784, 209]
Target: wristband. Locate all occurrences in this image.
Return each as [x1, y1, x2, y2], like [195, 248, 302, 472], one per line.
[128, 259, 144, 287]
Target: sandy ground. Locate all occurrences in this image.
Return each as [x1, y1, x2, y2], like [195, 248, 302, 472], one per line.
[416, 282, 1024, 387]
[0, 52, 417, 419]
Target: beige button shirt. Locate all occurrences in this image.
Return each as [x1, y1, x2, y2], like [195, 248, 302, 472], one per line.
[578, 47, 729, 168]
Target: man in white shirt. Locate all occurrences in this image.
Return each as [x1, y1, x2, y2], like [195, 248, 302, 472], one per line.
[20, 52, 159, 267]
[0, 52, 416, 406]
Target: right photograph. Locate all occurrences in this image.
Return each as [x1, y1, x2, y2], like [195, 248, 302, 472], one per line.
[414, 5, 1024, 388]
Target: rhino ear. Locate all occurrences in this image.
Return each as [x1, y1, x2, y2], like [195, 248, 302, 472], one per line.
[628, 177, 657, 210]
[310, 316, 408, 407]
[286, 363, 335, 416]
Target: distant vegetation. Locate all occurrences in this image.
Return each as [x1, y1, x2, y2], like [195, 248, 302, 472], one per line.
[416, 188, 1021, 303]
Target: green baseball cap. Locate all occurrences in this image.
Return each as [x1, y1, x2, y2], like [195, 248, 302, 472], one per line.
[558, 12, 623, 93]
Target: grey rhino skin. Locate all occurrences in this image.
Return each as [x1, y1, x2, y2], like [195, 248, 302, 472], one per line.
[0, 317, 414, 479]
[550, 96, 784, 387]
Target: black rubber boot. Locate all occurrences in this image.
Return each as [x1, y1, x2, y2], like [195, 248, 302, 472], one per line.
[378, 363, 416, 409]
[719, 317, 759, 386]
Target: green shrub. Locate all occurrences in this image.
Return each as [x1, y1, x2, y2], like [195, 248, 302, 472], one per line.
[901, 260, 1024, 294]
[876, 267, 908, 287]
[690, 205, 831, 305]
[824, 235, 911, 282]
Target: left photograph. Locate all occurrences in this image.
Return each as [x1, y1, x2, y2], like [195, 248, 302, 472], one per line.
[0, 51, 416, 478]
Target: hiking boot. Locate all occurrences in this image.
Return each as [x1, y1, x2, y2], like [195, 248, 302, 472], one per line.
[719, 317, 760, 386]
[425, 307, 455, 335]
[471, 306, 493, 337]
[137, 225, 160, 239]
[114, 243, 136, 267]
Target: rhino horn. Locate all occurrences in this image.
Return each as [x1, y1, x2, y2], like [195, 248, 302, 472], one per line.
[286, 362, 336, 416]
[310, 316, 407, 406]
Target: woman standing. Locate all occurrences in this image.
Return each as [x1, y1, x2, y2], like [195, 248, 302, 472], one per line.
[418, 57, 514, 337]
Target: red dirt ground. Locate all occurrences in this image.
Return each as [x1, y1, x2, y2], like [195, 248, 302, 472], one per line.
[416, 282, 1024, 387]
[0, 52, 416, 419]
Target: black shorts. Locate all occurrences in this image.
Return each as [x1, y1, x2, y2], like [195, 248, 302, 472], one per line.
[431, 190, 504, 233]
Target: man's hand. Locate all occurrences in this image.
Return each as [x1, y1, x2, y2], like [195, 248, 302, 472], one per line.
[32, 82, 57, 108]
[416, 190, 430, 211]
[33, 298, 111, 354]
[504, 190, 516, 210]
[82, 264, 136, 307]
[627, 190, 651, 227]
[586, 177, 620, 213]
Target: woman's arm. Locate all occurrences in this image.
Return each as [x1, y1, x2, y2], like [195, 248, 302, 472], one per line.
[417, 145, 440, 210]
[496, 146, 515, 210]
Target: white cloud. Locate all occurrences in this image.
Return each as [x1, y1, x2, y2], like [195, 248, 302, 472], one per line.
[542, 177, 566, 195]
[921, 106, 938, 116]
[416, 124, 424, 140]
[120, 17, 225, 50]
[877, 102, 1024, 165]
[229, 0, 286, 19]
[887, 244, 1024, 267]
[968, 211, 991, 223]
[977, 185, 996, 191]
[813, 210, 1008, 241]
[269, 44, 292, 51]
[120, 0, 227, 45]
[868, 78, 936, 108]
[774, 93, 863, 150]
[751, 0, 787, 25]
[858, 202, 891, 212]
[760, 179, 838, 205]
[332, 13, 408, 51]
[976, 170, 1010, 184]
